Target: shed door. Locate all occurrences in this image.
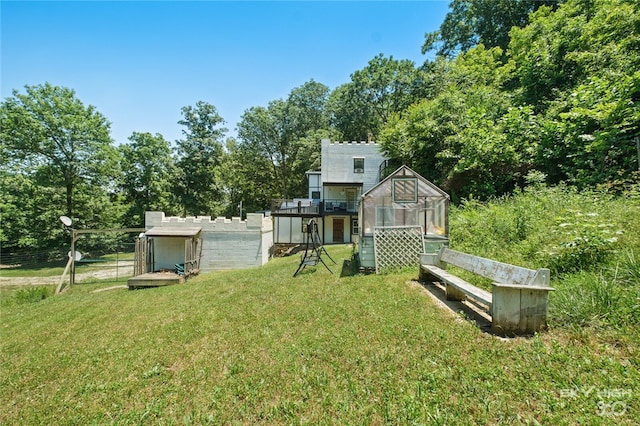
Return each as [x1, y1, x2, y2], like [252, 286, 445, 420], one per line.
[333, 218, 344, 243]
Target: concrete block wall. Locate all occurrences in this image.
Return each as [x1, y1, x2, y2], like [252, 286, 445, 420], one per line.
[145, 211, 273, 272]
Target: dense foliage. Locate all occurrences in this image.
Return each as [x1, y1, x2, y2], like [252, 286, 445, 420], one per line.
[421, 0, 557, 58]
[1, 0, 638, 253]
[381, 0, 639, 201]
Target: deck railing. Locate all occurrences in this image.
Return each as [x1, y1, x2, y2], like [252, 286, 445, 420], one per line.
[271, 199, 360, 215]
[321, 199, 359, 214]
[271, 199, 320, 215]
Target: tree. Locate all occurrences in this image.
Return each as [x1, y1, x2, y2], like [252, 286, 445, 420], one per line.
[510, 0, 640, 185]
[0, 168, 67, 251]
[328, 54, 425, 141]
[379, 45, 531, 200]
[0, 83, 119, 221]
[119, 132, 177, 226]
[287, 80, 331, 136]
[0, 83, 119, 241]
[218, 138, 275, 217]
[236, 80, 332, 201]
[508, 2, 585, 107]
[173, 101, 227, 216]
[422, 0, 555, 58]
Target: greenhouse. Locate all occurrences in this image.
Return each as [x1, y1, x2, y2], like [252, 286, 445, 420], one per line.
[358, 165, 450, 271]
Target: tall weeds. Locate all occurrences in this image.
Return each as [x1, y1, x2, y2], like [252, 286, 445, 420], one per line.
[450, 182, 640, 329]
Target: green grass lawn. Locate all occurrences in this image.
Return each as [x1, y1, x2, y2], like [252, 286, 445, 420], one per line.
[1, 244, 638, 425]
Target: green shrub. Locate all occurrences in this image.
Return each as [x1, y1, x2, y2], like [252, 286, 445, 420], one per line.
[545, 232, 617, 275]
[538, 200, 623, 274]
[14, 286, 52, 304]
[450, 182, 639, 330]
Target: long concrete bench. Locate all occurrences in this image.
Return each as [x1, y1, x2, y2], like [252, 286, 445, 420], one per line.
[420, 247, 554, 336]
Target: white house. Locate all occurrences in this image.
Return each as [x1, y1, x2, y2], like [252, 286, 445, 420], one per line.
[272, 138, 390, 244]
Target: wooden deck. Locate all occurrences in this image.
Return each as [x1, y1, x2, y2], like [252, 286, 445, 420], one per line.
[127, 272, 185, 289]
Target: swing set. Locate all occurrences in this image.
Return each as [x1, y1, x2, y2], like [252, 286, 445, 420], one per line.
[293, 219, 336, 277]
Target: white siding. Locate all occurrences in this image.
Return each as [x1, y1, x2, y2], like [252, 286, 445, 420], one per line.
[323, 215, 352, 244]
[274, 216, 305, 244]
[153, 237, 186, 271]
[306, 171, 322, 199]
[320, 139, 387, 193]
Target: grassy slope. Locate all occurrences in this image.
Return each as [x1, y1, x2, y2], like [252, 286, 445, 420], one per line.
[1, 242, 638, 424]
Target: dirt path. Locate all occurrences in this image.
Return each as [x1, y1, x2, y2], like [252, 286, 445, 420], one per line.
[0, 262, 134, 286]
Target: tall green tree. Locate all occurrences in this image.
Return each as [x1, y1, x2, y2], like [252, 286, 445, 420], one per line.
[328, 55, 425, 141]
[0, 83, 119, 221]
[173, 101, 227, 216]
[510, 0, 640, 185]
[287, 80, 331, 136]
[422, 0, 555, 58]
[237, 80, 332, 201]
[1, 83, 122, 255]
[380, 45, 534, 200]
[0, 168, 67, 250]
[238, 100, 297, 200]
[119, 132, 177, 226]
[219, 138, 275, 217]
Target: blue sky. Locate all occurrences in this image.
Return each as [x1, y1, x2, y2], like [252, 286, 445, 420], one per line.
[1, 1, 450, 145]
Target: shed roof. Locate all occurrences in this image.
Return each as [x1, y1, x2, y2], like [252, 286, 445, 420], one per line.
[145, 227, 202, 237]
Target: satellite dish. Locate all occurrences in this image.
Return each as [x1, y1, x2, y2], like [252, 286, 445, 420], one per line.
[67, 251, 82, 261]
[60, 216, 72, 227]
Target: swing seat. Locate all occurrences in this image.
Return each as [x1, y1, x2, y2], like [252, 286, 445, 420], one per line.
[302, 257, 319, 266]
[301, 251, 319, 266]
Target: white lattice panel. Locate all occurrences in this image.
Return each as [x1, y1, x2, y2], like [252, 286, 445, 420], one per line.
[373, 226, 424, 274]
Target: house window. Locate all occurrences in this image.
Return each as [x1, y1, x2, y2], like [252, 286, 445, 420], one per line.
[393, 178, 418, 203]
[352, 219, 359, 234]
[353, 157, 364, 173]
[311, 191, 320, 200]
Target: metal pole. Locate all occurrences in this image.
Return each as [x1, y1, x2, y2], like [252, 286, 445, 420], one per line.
[70, 229, 76, 287]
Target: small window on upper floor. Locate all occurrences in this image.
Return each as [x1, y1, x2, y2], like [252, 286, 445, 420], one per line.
[311, 191, 321, 200]
[353, 157, 365, 173]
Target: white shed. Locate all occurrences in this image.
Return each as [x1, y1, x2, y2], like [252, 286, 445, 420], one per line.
[128, 226, 202, 288]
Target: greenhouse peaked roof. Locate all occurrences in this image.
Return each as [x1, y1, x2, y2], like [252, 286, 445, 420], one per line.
[362, 165, 449, 200]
